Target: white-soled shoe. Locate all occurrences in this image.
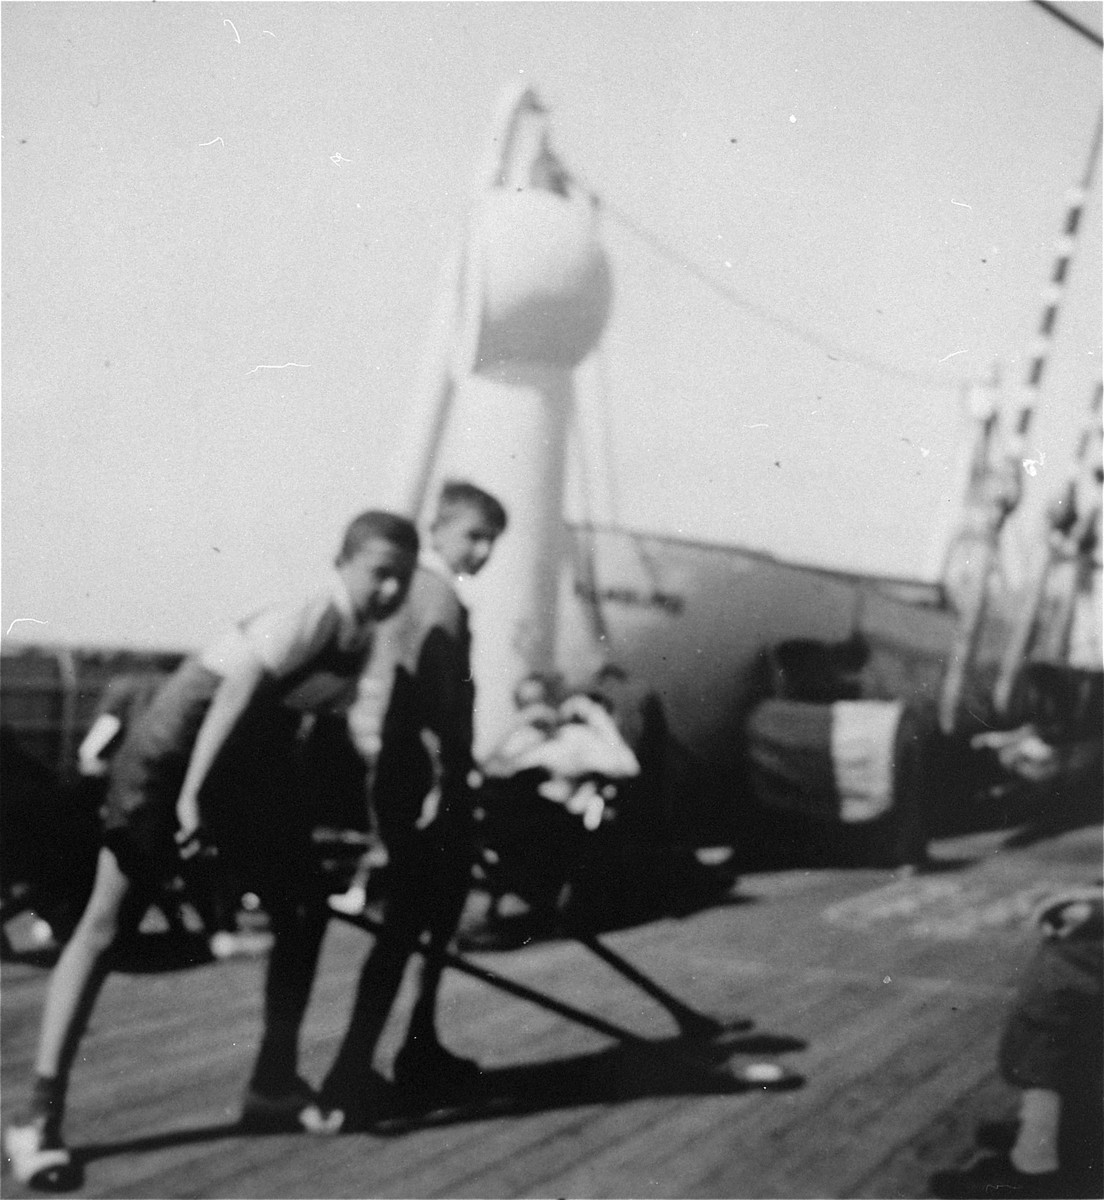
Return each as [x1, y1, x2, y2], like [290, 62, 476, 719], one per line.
[327, 885, 368, 916]
[4, 1119, 81, 1191]
[299, 1104, 345, 1135]
[240, 1078, 329, 1133]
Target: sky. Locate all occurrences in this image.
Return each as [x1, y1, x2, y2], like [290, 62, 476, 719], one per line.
[2, 1, 1101, 651]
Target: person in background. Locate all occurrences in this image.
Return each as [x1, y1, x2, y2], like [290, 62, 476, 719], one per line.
[315, 480, 507, 1127]
[479, 671, 565, 779]
[931, 882, 1103, 1199]
[473, 670, 644, 943]
[483, 682, 640, 829]
[3, 510, 419, 1190]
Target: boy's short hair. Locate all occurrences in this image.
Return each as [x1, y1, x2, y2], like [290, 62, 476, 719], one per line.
[336, 510, 420, 564]
[434, 480, 508, 534]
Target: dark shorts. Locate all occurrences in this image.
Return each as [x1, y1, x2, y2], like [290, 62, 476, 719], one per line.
[101, 660, 221, 878]
[101, 659, 314, 896]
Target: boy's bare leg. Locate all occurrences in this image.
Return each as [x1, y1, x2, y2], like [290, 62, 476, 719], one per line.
[35, 847, 146, 1092]
[5, 846, 147, 1188]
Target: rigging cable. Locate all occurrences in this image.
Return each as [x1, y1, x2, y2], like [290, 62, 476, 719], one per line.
[1032, 0, 1104, 47]
[571, 0, 1100, 399]
[587, 342, 666, 594]
[567, 390, 613, 648]
[589, 343, 624, 529]
[1006, 110, 1102, 452]
[572, 176, 971, 392]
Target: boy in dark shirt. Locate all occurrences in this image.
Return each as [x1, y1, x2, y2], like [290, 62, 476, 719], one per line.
[316, 481, 507, 1125]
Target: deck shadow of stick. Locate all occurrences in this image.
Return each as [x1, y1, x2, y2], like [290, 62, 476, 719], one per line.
[369, 1033, 807, 1136]
[71, 1032, 807, 1166]
[73, 1120, 255, 1167]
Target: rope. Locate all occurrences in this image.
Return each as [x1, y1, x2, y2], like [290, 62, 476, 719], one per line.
[1032, 0, 1104, 48]
[567, 399, 613, 647]
[573, 179, 969, 392]
[590, 345, 624, 529]
[583, 343, 665, 595]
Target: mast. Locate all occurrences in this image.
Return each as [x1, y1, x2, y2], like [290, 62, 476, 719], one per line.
[1004, 114, 1101, 464]
[937, 115, 1101, 735]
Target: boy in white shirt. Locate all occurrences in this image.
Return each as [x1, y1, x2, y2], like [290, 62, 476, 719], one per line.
[5, 511, 419, 1190]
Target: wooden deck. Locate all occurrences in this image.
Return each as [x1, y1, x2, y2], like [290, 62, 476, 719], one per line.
[2, 819, 1101, 1199]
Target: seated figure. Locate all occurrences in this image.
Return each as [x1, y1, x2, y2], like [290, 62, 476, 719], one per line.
[931, 882, 1103, 1199]
[482, 673, 640, 830]
[481, 672, 564, 778]
[471, 673, 644, 936]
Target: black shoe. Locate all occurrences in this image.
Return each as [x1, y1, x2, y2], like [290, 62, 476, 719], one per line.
[975, 1119, 1019, 1153]
[930, 1154, 1063, 1199]
[392, 1039, 482, 1102]
[315, 1069, 393, 1133]
[240, 1076, 326, 1133]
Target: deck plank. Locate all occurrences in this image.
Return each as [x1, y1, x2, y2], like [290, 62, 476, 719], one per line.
[2, 822, 1099, 1198]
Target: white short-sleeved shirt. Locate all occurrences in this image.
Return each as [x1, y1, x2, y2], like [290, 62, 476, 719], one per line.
[199, 571, 375, 712]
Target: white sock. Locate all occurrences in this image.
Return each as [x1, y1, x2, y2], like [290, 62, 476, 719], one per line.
[1009, 1088, 1061, 1175]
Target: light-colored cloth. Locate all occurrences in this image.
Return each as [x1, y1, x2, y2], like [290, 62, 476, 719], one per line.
[417, 546, 456, 586]
[830, 700, 903, 824]
[481, 703, 561, 777]
[78, 714, 123, 777]
[511, 695, 640, 781]
[482, 694, 640, 829]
